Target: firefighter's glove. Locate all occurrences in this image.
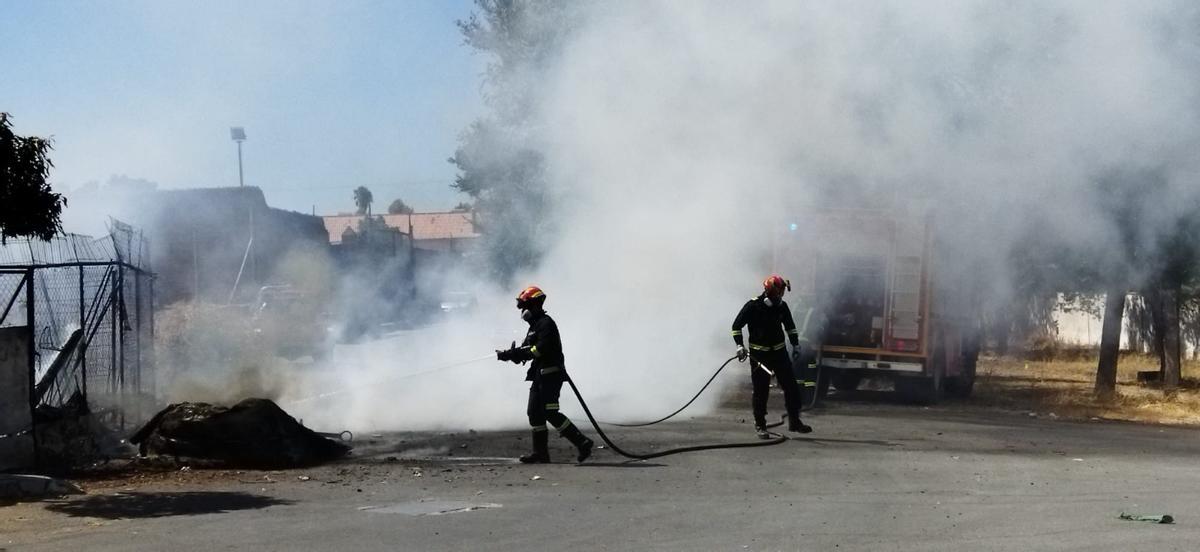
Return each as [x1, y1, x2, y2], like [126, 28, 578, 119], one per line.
[496, 341, 518, 362]
[736, 346, 748, 362]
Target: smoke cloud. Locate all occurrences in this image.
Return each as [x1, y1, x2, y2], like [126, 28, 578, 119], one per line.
[291, 1, 1200, 433]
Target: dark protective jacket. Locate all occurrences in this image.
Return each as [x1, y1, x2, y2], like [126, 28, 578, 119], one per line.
[508, 311, 566, 381]
[731, 294, 799, 352]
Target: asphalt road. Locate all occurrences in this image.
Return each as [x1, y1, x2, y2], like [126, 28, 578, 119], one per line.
[4, 392, 1198, 551]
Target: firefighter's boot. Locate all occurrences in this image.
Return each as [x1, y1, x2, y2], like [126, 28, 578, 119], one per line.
[519, 429, 550, 464]
[755, 425, 771, 439]
[559, 424, 594, 463]
[788, 415, 813, 434]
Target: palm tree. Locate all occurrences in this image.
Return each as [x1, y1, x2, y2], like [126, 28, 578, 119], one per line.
[353, 186, 373, 216]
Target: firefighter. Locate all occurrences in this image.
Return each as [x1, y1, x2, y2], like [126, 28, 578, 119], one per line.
[496, 286, 594, 464]
[732, 275, 814, 438]
[791, 291, 825, 406]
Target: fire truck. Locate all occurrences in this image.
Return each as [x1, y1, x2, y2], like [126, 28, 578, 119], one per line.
[773, 208, 981, 403]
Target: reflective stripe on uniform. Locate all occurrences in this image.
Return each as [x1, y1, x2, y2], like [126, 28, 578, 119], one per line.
[748, 342, 787, 351]
[545, 403, 560, 410]
[731, 330, 743, 336]
[531, 345, 541, 357]
[554, 419, 572, 431]
[531, 425, 549, 432]
[803, 381, 816, 387]
[788, 329, 799, 335]
[540, 366, 561, 375]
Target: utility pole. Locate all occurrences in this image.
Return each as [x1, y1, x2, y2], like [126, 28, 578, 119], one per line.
[230, 127, 246, 187]
[229, 126, 255, 290]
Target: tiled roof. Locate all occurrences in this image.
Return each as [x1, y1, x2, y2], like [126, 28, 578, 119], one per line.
[322, 212, 479, 244]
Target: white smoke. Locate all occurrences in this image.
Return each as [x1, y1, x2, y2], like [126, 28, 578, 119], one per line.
[292, 1, 1200, 432]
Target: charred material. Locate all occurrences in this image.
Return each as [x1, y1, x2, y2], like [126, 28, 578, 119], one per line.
[130, 399, 349, 468]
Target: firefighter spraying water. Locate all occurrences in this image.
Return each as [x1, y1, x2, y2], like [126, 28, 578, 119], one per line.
[495, 286, 595, 464]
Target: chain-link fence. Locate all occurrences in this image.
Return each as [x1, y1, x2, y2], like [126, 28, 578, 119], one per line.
[0, 221, 153, 465]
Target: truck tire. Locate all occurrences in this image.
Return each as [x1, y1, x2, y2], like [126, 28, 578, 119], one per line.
[945, 350, 977, 398]
[831, 372, 863, 392]
[816, 368, 832, 400]
[896, 341, 945, 404]
[895, 370, 943, 404]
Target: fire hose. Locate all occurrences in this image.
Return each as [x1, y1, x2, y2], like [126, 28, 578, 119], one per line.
[598, 355, 821, 427]
[566, 364, 787, 460]
[291, 352, 820, 460]
[566, 353, 827, 460]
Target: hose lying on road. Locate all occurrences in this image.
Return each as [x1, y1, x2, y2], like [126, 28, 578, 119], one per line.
[565, 355, 788, 460]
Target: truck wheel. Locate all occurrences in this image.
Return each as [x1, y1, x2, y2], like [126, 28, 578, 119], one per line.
[896, 371, 943, 404]
[831, 372, 863, 392]
[945, 350, 978, 398]
[816, 368, 831, 400]
[896, 339, 945, 405]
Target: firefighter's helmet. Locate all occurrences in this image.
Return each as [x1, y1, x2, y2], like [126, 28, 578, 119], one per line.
[516, 286, 546, 310]
[763, 274, 791, 296]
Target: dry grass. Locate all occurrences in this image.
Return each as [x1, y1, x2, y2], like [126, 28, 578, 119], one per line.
[974, 353, 1200, 426]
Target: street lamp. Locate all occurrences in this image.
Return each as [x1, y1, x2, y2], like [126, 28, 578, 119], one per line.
[230, 127, 246, 187]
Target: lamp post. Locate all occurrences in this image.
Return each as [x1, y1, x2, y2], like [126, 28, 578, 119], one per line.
[230, 127, 246, 187]
[228, 126, 254, 292]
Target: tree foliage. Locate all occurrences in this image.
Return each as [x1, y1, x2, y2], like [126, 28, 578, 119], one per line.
[449, 0, 581, 283]
[353, 186, 374, 215]
[387, 198, 414, 215]
[1, 113, 66, 242]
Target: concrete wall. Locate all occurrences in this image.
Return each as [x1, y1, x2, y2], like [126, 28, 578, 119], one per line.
[0, 326, 33, 470]
[1052, 292, 1196, 357]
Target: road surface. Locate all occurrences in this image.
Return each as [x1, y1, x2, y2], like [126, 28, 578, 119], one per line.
[3, 392, 1197, 551]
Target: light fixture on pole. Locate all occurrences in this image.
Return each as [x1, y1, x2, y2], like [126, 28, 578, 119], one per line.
[230, 127, 247, 187]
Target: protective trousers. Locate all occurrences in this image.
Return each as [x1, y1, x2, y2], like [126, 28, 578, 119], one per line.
[750, 350, 801, 427]
[526, 371, 589, 451]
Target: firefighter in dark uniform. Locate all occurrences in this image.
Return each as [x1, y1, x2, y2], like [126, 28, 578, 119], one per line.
[791, 292, 825, 406]
[731, 275, 814, 438]
[496, 286, 594, 464]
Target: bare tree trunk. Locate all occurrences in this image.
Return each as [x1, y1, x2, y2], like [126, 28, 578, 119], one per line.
[1146, 288, 1166, 371]
[1095, 288, 1126, 397]
[1161, 287, 1182, 390]
[994, 309, 1011, 356]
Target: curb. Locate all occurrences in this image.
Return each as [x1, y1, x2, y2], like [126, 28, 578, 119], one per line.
[0, 474, 84, 501]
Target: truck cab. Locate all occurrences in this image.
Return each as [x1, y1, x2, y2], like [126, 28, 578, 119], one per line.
[775, 208, 980, 403]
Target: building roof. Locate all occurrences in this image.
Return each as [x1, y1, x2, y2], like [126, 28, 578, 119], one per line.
[322, 212, 479, 244]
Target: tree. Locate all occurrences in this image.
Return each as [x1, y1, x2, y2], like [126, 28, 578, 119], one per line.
[449, 0, 580, 283]
[1091, 167, 1168, 396]
[1, 113, 66, 242]
[387, 198, 414, 215]
[452, 202, 472, 212]
[1095, 288, 1126, 397]
[353, 186, 374, 216]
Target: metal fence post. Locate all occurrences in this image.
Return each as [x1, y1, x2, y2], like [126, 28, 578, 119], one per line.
[79, 265, 87, 404]
[134, 269, 142, 396]
[25, 268, 38, 465]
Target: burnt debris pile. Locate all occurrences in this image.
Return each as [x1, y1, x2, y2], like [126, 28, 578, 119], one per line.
[130, 398, 349, 468]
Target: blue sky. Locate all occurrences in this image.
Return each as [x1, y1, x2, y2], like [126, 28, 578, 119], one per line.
[1, 0, 485, 218]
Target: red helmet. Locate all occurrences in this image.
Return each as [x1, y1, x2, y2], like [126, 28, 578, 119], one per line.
[763, 274, 790, 296]
[516, 285, 546, 309]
